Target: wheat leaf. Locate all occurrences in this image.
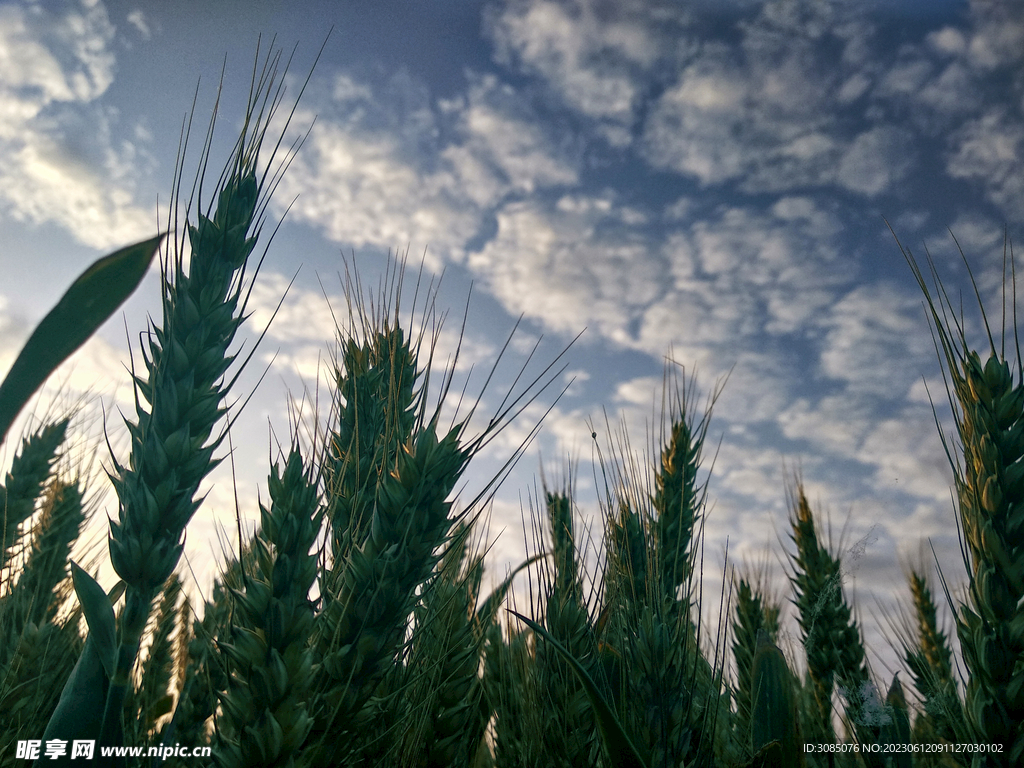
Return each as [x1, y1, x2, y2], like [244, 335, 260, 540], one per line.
[475, 552, 546, 627]
[0, 234, 164, 444]
[507, 608, 649, 768]
[34, 563, 123, 766]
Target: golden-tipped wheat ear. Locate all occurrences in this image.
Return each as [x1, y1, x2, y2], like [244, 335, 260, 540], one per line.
[0, 421, 84, 759]
[0, 420, 69, 576]
[895, 559, 965, 749]
[899, 229, 1024, 766]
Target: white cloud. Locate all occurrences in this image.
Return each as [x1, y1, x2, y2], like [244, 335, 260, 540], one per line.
[778, 395, 868, 457]
[273, 69, 580, 270]
[649, 200, 843, 346]
[817, 282, 934, 396]
[486, 0, 670, 142]
[836, 125, 915, 196]
[273, 107, 479, 271]
[125, 9, 150, 40]
[946, 109, 1024, 221]
[0, 122, 153, 248]
[0, 1, 114, 105]
[481, 0, 1024, 232]
[0, 0, 153, 248]
[963, 4, 1024, 71]
[460, 76, 579, 193]
[928, 26, 967, 57]
[641, 51, 752, 186]
[856, 413, 953, 503]
[634, 2, 885, 194]
[645, 52, 926, 198]
[467, 194, 665, 344]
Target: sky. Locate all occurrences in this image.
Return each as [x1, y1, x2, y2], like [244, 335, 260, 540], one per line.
[2, 0, 1023, 710]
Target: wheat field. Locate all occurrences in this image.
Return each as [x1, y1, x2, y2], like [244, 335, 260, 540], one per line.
[1, 47, 1022, 768]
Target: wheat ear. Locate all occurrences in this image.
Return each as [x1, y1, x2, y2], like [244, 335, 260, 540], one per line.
[310, 412, 471, 763]
[535, 487, 605, 767]
[102, 50, 291, 746]
[730, 572, 781, 750]
[787, 482, 882, 765]
[3, 478, 85, 648]
[941, 350, 1024, 762]
[214, 445, 321, 767]
[903, 564, 963, 746]
[325, 324, 419, 559]
[0, 419, 69, 577]
[901, 231, 1024, 764]
[653, 373, 715, 616]
[392, 521, 492, 767]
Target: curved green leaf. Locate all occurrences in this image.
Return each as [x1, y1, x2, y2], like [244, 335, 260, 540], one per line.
[0, 233, 164, 444]
[70, 561, 119, 680]
[476, 552, 546, 627]
[35, 563, 122, 766]
[507, 608, 649, 768]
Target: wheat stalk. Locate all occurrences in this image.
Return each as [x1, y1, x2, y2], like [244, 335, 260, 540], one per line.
[124, 573, 182, 746]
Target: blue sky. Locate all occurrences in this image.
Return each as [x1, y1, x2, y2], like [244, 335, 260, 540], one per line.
[2, 0, 1023, 698]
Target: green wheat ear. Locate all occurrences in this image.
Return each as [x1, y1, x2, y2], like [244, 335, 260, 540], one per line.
[0, 234, 163, 445]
